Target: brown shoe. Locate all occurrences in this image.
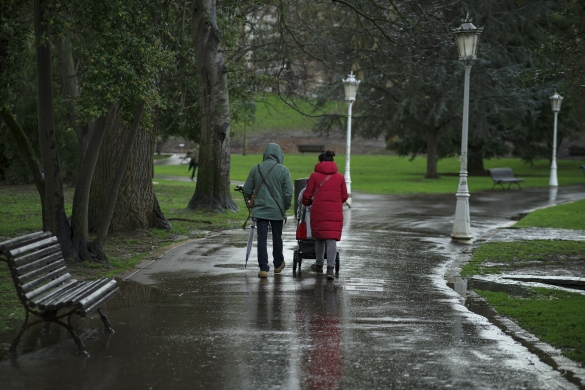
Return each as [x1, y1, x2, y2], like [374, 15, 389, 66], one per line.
[274, 261, 286, 274]
[258, 270, 268, 278]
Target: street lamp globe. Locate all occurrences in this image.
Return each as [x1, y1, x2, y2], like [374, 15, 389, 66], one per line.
[343, 71, 360, 102]
[342, 71, 360, 207]
[549, 91, 563, 112]
[548, 91, 563, 187]
[453, 13, 482, 61]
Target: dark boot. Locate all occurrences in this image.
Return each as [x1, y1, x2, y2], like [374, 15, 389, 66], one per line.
[326, 266, 334, 280]
[311, 263, 323, 274]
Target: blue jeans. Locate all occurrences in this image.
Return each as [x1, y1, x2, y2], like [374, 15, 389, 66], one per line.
[256, 219, 284, 272]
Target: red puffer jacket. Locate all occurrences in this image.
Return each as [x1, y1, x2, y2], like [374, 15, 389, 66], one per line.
[301, 161, 348, 241]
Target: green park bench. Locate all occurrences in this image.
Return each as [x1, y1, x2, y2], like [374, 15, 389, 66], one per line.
[0, 231, 119, 357]
[488, 168, 524, 190]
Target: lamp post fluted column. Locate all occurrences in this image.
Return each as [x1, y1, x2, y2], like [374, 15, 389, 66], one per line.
[549, 91, 563, 187]
[345, 100, 353, 206]
[549, 110, 559, 187]
[451, 64, 472, 241]
[342, 71, 360, 208]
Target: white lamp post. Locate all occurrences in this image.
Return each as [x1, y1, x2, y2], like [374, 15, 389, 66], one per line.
[548, 91, 563, 187]
[451, 13, 482, 242]
[342, 71, 360, 207]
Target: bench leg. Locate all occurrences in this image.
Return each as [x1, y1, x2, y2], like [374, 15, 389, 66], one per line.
[8, 312, 45, 357]
[41, 321, 51, 333]
[97, 308, 115, 333]
[58, 316, 89, 357]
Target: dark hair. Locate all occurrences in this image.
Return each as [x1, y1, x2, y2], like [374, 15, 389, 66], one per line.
[318, 150, 335, 162]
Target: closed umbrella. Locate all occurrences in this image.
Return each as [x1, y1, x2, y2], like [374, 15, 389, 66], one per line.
[245, 219, 256, 268]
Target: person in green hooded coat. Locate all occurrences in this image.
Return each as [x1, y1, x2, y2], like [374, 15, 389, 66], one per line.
[243, 143, 293, 278]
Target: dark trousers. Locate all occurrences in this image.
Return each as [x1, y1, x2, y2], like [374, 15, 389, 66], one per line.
[190, 163, 198, 179]
[256, 219, 284, 272]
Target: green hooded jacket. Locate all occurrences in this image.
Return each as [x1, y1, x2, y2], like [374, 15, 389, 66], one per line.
[243, 143, 293, 220]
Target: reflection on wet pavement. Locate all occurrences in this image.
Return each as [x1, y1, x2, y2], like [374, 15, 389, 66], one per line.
[1, 186, 584, 389]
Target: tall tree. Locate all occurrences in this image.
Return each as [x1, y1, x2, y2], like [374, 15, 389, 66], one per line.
[188, 0, 237, 212]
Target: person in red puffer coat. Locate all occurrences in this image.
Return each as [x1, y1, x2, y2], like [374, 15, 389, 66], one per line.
[301, 151, 348, 280]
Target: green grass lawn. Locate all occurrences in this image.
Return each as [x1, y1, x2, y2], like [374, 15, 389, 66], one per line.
[514, 198, 585, 230]
[231, 94, 343, 134]
[156, 154, 585, 194]
[477, 288, 585, 365]
[464, 198, 585, 366]
[461, 240, 585, 277]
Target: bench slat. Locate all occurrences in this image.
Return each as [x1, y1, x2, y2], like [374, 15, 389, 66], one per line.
[79, 287, 120, 317]
[39, 280, 104, 311]
[31, 279, 79, 308]
[17, 259, 66, 284]
[20, 268, 70, 294]
[15, 251, 63, 276]
[9, 237, 60, 259]
[56, 279, 110, 309]
[0, 232, 52, 253]
[25, 273, 71, 301]
[13, 244, 62, 268]
[78, 280, 119, 307]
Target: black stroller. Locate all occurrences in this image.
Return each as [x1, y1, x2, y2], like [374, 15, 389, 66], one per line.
[292, 188, 340, 273]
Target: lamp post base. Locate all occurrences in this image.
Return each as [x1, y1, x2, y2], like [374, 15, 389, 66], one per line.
[451, 193, 472, 243]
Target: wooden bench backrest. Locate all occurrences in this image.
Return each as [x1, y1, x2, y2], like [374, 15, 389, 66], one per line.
[0, 231, 71, 305]
[489, 168, 516, 179]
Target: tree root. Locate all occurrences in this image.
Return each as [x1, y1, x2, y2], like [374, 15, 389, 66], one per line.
[167, 218, 213, 224]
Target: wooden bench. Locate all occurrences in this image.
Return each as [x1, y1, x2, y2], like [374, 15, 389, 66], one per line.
[488, 168, 524, 190]
[297, 144, 325, 153]
[568, 146, 585, 157]
[0, 231, 120, 357]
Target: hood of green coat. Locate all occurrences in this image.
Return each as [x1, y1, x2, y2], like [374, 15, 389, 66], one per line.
[262, 143, 284, 164]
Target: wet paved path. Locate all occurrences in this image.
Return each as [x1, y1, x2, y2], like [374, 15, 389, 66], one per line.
[1, 186, 585, 389]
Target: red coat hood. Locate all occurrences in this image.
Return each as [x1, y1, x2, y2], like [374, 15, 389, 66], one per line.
[314, 161, 339, 175]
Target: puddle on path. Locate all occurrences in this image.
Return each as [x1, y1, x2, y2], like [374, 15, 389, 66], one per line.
[0, 280, 155, 361]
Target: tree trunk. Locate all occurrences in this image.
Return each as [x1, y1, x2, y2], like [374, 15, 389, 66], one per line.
[0, 107, 46, 221]
[468, 146, 486, 176]
[93, 102, 146, 256]
[110, 120, 171, 231]
[34, 0, 74, 259]
[425, 129, 439, 179]
[88, 107, 171, 243]
[188, 0, 237, 212]
[70, 112, 109, 262]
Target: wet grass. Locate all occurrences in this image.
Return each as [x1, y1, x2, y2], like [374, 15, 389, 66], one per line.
[475, 288, 585, 365]
[461, 240, 585, 277]
[465, 199, 585, 367]
[157, 155, 585, 194]
[230, 93, 343, 135]
[514, 198, 585, 230]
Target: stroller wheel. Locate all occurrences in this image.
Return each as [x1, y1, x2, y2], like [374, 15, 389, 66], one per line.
[335, 251, 340, 273]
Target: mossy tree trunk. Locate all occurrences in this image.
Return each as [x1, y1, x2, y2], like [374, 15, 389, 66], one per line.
[187, 0, 237, 212]
[88, 105, 171, 259]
